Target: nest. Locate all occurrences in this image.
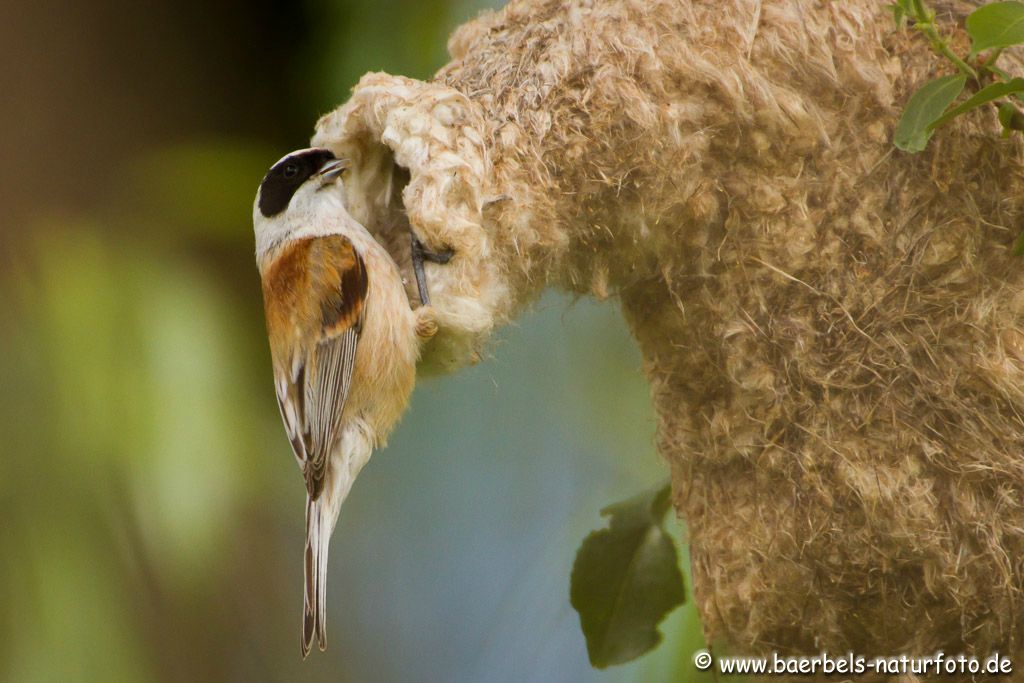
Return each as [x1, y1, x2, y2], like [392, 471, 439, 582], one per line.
[314, 0, 1024, 671]
[313, 76, 505, 373]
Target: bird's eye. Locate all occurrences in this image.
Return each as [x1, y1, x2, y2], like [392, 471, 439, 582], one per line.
[283, 163, 299, 179]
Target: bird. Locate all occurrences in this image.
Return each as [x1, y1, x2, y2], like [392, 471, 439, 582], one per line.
[253, 147, 422, 657]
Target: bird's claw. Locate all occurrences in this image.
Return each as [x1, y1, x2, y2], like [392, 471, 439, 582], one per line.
[410, 235, 453, 307]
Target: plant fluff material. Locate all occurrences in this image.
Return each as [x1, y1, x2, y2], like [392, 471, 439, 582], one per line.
[313, 0, 1024, 666]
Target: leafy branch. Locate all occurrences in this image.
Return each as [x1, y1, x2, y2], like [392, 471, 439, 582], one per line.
[891, 0, 1024, 152]
[902, 0, 979, 78]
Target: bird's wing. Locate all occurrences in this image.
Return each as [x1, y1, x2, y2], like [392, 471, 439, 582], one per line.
[262, 234, 369, 499]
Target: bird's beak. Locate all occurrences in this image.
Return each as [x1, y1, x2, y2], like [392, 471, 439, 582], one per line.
[319, 158, 349, 183]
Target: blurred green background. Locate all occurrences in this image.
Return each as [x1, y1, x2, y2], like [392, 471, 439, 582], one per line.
[0, 1, 712, 680]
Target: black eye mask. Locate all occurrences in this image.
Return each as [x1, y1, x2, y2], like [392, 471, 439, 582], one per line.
[258, 149, 337, 218]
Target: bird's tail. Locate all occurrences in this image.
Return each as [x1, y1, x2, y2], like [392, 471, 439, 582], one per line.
[302, 494, 330, 658]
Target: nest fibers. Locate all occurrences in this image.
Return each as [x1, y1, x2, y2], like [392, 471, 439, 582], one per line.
[314, 0, 1024, 667]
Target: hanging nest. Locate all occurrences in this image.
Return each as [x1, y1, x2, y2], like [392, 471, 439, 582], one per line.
[314, 0, 1024, 671]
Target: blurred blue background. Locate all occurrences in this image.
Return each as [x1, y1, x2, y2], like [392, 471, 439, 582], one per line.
[0, 0, 711, 680]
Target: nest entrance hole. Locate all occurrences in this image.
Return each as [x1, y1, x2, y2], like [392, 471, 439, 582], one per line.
[346, 146, 421, 306]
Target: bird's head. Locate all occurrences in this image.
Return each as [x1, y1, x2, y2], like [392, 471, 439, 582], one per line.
[253, 147, 350, 258]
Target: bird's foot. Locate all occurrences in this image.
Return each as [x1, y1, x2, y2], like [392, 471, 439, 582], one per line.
[410, 235, 454, 307]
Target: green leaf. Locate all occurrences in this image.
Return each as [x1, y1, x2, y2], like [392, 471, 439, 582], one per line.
[887, 4, 903, 26]
[999, 101, 1024, 133]
[894, 74, 967, 152]
[570, 482, 685, 669]
[927, 78, 1024, 130]
[967, 1, 1024, 54]
[888, 1, 911, 27]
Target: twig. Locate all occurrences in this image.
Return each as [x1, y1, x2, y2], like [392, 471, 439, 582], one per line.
[910, 0, 978, 80]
